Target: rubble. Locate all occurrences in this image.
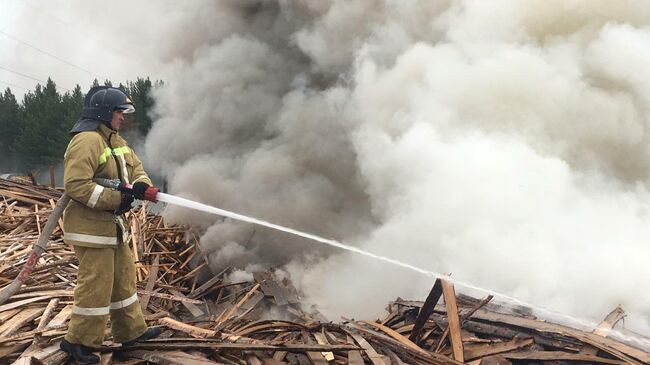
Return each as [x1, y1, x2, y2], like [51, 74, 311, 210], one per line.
[0, 177, 649, 365]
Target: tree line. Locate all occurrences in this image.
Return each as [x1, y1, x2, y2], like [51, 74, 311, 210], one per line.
[0, 77, 162, 173]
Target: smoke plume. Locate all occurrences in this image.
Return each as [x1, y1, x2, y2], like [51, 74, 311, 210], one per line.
[142, 0, 650, 334]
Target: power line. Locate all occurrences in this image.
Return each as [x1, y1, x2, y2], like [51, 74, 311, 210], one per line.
[18, 0, 140, 65]
[0, 65, 43, 83]
[0, 79, 32, 91]
[0, 65, 71, 92]
[0, 29, 104, 80]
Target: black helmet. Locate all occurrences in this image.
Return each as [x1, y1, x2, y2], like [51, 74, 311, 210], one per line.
[82, 86, 135, 122]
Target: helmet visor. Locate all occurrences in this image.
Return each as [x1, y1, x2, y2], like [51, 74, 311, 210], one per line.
[116, 103, 135, 114]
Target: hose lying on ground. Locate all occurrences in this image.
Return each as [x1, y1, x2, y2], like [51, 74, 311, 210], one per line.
[0, 193, 70, 305]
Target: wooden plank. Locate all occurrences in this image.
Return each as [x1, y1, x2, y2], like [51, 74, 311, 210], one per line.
[0, 181, 59, 199]
[581, 305, 626, 356]
[0, 307, 44, 336]
[131, 216, 144, 282]
[0, 324, 67, 344]
[46, 305, 72, 328]
[0, 342, 29, 360]
[302, 331, 329, 365]
[0, 309, 20, 324]
[168, 289, 204, 317]
[9, 290, 73, 299]
[253, 272, 298, 305]
[464, 337, 534, 361]
[349, 332, 388, 365]
[441, 278, 464, 363]
[109, 342, 361, 352]
[234, 320, 299, 335]
[215, 283, 260, 326]
[40, 350, 72, 365]
[11, 356, 32, 365]
[313, 332, 335, 361]
[261, 358, 287, 365]
[140, 254, 159, 312]
[347, 322, 464, 365]
[128, 350, 221, 365]
[272, 351, 288, 362]
[247, 354, 263, 365]
[239, 292, 264, 313]
[157, 317, 216, 338]
[347, 350, 364, 365]
[0, 296, 50, 312]
[140, 290, 203, 305]
[383, 349, 407, 365]
[458, 317, 581, 350]
[188, 268, 227, 299]
[0, 190, 42, 205]
[362, 320, 428, 356]
[409, 278, 443, 343]
[594, 306, 626, 337]
[434, 295, 493, 352]
[469, 309, 649, 365]
[19, 343, 61, 360]
[502, 351, 628, 364]
[475, 355, 512, 365]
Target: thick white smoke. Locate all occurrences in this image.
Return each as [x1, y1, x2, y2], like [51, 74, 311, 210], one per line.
[40, 0, 648, 334]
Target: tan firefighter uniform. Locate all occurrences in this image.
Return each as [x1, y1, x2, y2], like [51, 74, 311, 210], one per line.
[63, 122, 151, 347]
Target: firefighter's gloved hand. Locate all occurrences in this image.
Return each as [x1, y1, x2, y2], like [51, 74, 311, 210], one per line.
[118, 182, 150, 200]
[131, 182, 150, 200]
[115, 194, 134, 215]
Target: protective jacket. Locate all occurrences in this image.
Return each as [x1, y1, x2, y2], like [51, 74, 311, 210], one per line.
[63, 122, 152, 248]
[63, 121, 150, 347]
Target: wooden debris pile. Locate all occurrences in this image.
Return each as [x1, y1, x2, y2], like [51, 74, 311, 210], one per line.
[1, 177, 649, 365]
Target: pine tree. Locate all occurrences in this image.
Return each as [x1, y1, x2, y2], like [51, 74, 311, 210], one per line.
[0, 88, 22, 154]
[56, 84, 84, 154]
[118, 82, 129, 94]
[128, 77, 156, 135]
[16, 78, 64, 168]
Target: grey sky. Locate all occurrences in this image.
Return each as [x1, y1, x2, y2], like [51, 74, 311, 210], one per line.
[0, 0, 166, 97]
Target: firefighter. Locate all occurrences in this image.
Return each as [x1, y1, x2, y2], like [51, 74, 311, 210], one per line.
[60, 86, 161, 363]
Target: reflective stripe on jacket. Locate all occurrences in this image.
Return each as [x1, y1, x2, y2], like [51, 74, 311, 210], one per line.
[63, 123, 152, 248]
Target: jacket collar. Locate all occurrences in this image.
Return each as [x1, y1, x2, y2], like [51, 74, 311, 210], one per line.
[97, 122, 117, 140]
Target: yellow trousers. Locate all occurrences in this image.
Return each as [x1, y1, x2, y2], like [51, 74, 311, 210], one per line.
[65, 243, 147, 347]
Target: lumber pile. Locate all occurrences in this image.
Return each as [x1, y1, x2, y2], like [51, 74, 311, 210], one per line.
[0, 177, 649, 365]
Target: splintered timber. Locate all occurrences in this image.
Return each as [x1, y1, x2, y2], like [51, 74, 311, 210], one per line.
[0, 177, 649, 365]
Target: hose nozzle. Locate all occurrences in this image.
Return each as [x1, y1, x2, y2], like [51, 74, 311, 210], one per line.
[93, 178, 159, 202]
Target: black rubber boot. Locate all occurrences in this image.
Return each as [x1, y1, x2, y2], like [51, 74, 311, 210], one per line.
[122, 327, 162, 346]
[60, 339, 100, 364]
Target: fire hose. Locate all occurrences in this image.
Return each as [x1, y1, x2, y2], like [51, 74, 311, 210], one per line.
[0, 179, 160, 305]
[0, 193, 71, 304]
[0, 176, 440, 306]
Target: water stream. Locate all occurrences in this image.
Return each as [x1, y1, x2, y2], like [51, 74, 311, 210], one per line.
[156, 192, 650, 350]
